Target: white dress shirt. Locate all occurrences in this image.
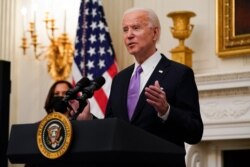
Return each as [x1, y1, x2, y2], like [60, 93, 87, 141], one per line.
[131, 51, 170, 121]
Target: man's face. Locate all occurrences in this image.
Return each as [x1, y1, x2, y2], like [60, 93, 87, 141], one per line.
[122, 11, 158, 58]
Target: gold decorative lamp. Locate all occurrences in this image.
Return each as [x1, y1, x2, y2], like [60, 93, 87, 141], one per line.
[20, 9, 74, 81]
[167, 11, 196, 68]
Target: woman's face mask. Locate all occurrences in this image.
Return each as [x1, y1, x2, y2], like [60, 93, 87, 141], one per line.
[50, 96, 68, 113]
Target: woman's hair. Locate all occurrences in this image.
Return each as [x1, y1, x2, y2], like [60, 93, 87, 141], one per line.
[44, 80, 73, 114]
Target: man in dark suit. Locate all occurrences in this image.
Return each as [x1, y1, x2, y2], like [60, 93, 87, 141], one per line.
[105, 7, 203, 166]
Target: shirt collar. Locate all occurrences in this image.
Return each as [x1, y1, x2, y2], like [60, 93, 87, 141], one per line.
[134, 50, 161, 73]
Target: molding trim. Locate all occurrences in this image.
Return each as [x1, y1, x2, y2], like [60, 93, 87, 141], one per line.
[0, 0, 16, 61]
[196, 71, 250, 97]
[195, 71, 250, 140]
[186, 144, 205, 167]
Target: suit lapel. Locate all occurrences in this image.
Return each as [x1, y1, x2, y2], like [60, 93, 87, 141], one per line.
[130, 55, 171, 121]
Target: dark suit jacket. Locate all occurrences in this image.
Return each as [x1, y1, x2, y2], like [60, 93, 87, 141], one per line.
[105, 54, 203, 164]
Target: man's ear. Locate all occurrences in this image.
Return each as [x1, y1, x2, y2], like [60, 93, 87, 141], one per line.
[153, 27, 160, 41]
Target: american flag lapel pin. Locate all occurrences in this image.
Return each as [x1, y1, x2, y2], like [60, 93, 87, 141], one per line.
[158, 70, 163, 73]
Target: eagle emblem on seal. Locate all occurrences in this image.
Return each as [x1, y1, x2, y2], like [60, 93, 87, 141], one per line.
[47, 123, 63, 148]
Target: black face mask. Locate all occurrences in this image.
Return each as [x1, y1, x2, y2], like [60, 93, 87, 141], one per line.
[50, 96, 68, 113]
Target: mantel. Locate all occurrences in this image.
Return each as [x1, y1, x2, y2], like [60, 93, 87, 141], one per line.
[196, 71, 250, 91]
[195, 71, 250, 140]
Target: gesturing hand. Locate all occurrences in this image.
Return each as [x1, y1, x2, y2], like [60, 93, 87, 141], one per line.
[144, 80, 169, 116]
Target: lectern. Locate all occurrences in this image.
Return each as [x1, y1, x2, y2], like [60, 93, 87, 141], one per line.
[7, 118, 185, 166]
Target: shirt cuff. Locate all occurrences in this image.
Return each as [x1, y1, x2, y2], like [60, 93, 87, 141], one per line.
[157, 104, 170, 121]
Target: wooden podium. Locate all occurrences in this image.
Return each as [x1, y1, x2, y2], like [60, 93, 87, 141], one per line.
[7, 118, 185, 166]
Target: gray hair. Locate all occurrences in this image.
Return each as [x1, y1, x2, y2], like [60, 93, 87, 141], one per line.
[123, 7, 161, 41]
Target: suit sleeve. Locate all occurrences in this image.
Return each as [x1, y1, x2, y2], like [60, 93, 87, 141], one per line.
[166, 67, 203, 144]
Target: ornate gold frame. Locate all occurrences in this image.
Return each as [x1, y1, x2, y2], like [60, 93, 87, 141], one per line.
[216, 0, 250, 57]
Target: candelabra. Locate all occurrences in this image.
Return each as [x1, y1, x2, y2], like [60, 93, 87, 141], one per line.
[20, 12, 74, 81]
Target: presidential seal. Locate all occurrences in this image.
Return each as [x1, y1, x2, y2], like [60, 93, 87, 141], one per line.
[37, 112, 72, 159]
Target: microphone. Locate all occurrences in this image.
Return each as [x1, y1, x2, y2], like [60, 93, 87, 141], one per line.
[81, 76, 106, 99]
[71, 76, 106, 120]
[63, 77, 90, 102]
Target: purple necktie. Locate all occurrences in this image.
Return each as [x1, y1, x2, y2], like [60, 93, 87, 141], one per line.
[127, 65, 143, 120]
